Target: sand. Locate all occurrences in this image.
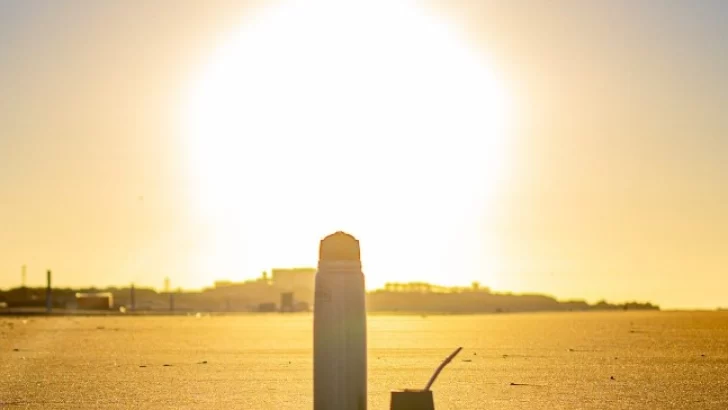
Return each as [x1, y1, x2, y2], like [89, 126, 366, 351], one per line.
[1, 311, 727, 409]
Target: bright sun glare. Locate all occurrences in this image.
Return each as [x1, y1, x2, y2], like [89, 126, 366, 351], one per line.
[183, 0, 512, 289]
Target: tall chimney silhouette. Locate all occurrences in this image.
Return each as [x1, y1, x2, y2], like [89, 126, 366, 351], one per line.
[45, 270, 52, 313]
[130, 283, 136, 312]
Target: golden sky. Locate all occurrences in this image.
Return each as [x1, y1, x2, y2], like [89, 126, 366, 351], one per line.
[1, 0, 726, 309]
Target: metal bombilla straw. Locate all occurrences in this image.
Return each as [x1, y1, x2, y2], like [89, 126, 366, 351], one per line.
[390, 347, 463, 410]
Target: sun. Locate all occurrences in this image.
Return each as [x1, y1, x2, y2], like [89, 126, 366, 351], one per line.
[182, 0, 512, 289]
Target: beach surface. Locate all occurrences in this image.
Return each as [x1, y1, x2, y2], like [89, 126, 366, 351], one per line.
[1, 311, 727, 409]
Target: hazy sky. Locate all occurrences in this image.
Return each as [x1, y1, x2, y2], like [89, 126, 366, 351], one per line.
[1, 0, 726, 309]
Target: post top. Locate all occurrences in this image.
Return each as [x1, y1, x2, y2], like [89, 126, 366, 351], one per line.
[319, 231, 360, 261]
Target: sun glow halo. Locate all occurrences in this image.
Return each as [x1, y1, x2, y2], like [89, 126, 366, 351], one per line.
[183, 0, 512, 288]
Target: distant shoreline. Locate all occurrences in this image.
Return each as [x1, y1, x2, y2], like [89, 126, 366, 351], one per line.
[0, 308, 699, 318]
[1, 282, 660, 314]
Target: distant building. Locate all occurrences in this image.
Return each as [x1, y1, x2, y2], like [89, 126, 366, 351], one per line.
[213, 280, 234, 288]
[76, 292, 114, 310]
[271, 268, 316, 292]
[280, 292, 294, 312]
[381, 282, 491, 294]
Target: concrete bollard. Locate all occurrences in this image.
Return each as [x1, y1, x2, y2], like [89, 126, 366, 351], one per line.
[313, 231, 367, 410]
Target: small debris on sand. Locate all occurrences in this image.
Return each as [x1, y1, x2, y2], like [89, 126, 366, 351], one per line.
[197, 360, 208, 364]
[163, 364, 172, 367]
[610, 376, 615, 380]
[502, 354, 508, 358]
[700, 354, 706, 357]
[510, 382, 528, 386]
[139, 365, 147, 368]
[12, 348, 20, 352]
[461, 359, 472, 363]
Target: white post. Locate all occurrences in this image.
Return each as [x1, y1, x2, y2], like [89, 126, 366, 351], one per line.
[313, 232, 367, 410]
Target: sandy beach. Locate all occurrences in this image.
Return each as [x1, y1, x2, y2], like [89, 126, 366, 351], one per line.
[1, 311, 727, 409]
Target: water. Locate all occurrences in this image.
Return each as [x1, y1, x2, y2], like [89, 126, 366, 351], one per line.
[1, 311, 727, 409]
